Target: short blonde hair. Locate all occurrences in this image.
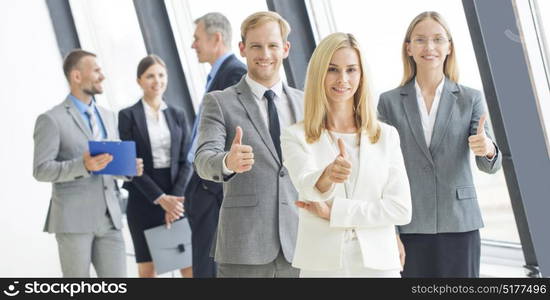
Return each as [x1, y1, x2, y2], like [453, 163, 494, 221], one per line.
[240, 11, 291, 43]
[303, 32, 380, 144]
[400, 11, 459, 86]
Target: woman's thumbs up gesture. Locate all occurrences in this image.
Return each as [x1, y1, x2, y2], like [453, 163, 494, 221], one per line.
[468, 114, 496, 158]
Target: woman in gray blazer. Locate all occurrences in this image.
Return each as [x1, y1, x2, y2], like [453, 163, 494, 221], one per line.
[377, 11, 502, 277]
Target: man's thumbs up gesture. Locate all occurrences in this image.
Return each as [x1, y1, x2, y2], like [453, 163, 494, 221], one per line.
[225, 126, 255, 173]
[468, 114, 496, 158]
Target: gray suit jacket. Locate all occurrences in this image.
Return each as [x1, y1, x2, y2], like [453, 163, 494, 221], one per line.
[377, 79, 502, 234]
[194, 77, 303, 264]
[33, 96, 123, 233]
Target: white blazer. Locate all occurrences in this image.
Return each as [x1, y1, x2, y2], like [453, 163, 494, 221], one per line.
[281, 122, 412, 271]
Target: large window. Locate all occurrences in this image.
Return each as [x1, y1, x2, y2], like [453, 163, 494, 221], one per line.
[0, 0, 67, 277]
[308, 0, 520, 244]
[530, 0, 550, 156]
[514, 0, 550, 157]
[69, 0, 147, 111]
[166, 0, 284, 109]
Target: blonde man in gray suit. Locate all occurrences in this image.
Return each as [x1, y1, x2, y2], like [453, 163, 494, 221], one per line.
[33, 50, 143, 277]
[194, 11, 303, 277]
[377, 12, 502, 277]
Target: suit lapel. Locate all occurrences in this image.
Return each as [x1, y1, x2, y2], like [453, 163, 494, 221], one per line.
[64, 97, 92, 139]
[133, 101, 152, 154]
[96, 105, 112, 140]
[163, 107, 180, 181]
[352, 132, 370, 199]
[234, 79, 281, 164]
[401, 81, 434, 164]
[429, 80, 458, 155]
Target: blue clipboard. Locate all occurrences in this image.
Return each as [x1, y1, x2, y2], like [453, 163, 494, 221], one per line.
[88, 141, 137, 176]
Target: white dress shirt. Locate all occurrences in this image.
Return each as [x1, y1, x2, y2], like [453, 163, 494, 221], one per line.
[414, 77, 445, 147]
[222, 75, 295, 174]
[244, 75, 295, 129]
[142, 99, 171, 169]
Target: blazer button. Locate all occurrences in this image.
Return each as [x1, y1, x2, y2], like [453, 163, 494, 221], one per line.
[104, 186, 108, 191]
[279, 170, 285, 177]
[424, 166, 431, 172]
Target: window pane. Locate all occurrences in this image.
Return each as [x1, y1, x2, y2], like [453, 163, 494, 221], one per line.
[0, 0, 67, 276]
[166, 0, 287, 109]
[319, 0, 519, 243]
[534, 0, 550, 155]
[70, 0, 148, 111]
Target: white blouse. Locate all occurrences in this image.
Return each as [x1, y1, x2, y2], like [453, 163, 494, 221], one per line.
[414, 78, 445, 147]
[142, 99, 171, 169]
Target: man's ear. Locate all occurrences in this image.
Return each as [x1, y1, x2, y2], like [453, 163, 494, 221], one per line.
[70, 69, 81, 84]
[282, 41, 291, 59]
[215, 32, 223, 44]
[239, 41, 246, 57]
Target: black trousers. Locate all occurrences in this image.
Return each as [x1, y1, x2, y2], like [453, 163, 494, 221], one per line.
[184, 172, 222, 278]
[400, 230, 481, 278]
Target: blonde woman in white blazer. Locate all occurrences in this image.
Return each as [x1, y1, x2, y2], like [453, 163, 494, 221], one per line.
[281, 33, 412, 277]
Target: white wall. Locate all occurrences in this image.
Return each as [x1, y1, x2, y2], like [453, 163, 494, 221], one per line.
[0, 0, 67, 276]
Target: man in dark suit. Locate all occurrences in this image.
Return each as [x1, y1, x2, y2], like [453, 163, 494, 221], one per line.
[187, 12, 247, 278]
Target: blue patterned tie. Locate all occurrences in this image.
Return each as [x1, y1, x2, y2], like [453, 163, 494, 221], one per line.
[85, 106, 102, 141]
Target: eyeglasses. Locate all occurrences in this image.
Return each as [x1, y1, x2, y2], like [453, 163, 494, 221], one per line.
[409, 36, 450, 46]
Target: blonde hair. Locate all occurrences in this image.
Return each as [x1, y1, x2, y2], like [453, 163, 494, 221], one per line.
[240, 11, 291, 43]
[303, 32, 380, 144]
[400, 11, 459, 86]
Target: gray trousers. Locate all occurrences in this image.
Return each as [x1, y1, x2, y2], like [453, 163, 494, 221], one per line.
[55, 213, 126, 277]
[217, 249, 299, 278]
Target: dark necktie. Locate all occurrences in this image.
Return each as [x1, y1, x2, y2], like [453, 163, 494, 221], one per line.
[264, 90, 282, 161]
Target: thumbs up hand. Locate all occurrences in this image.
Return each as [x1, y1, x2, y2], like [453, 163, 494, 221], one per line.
[337, 138, 348, 159]
[468, 114, 496, 158]
[225, 126, 255, 173]
[326, 138, 352, 184]
[315, 138, 352, 193]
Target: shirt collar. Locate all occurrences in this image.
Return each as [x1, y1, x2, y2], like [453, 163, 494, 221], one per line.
[244, 74, 284, 101]
[414, 77, 445, 98]
[207, 52, 233, 81]
[69, 94, 95, 114]
[141, 98, 168, 115]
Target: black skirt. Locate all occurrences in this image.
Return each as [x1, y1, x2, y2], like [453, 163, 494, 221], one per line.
[400, 230, 481, 278]
[126, 168, 175, 263]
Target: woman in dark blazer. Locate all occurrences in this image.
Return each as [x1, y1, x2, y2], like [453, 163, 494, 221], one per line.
[118, 55, 193, 278]
[377, 11, 502, 277]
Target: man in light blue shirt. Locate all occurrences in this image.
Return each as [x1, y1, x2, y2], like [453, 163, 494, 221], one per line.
[69, 94, 107, 140]
[33, 49, 143, 277]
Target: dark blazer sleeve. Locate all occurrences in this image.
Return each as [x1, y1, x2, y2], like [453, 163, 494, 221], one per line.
[209, 55, 247, 92]
[118, 108, 164, 203]
[224, 65, 247, 88]
[170, 108, 194, 197]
